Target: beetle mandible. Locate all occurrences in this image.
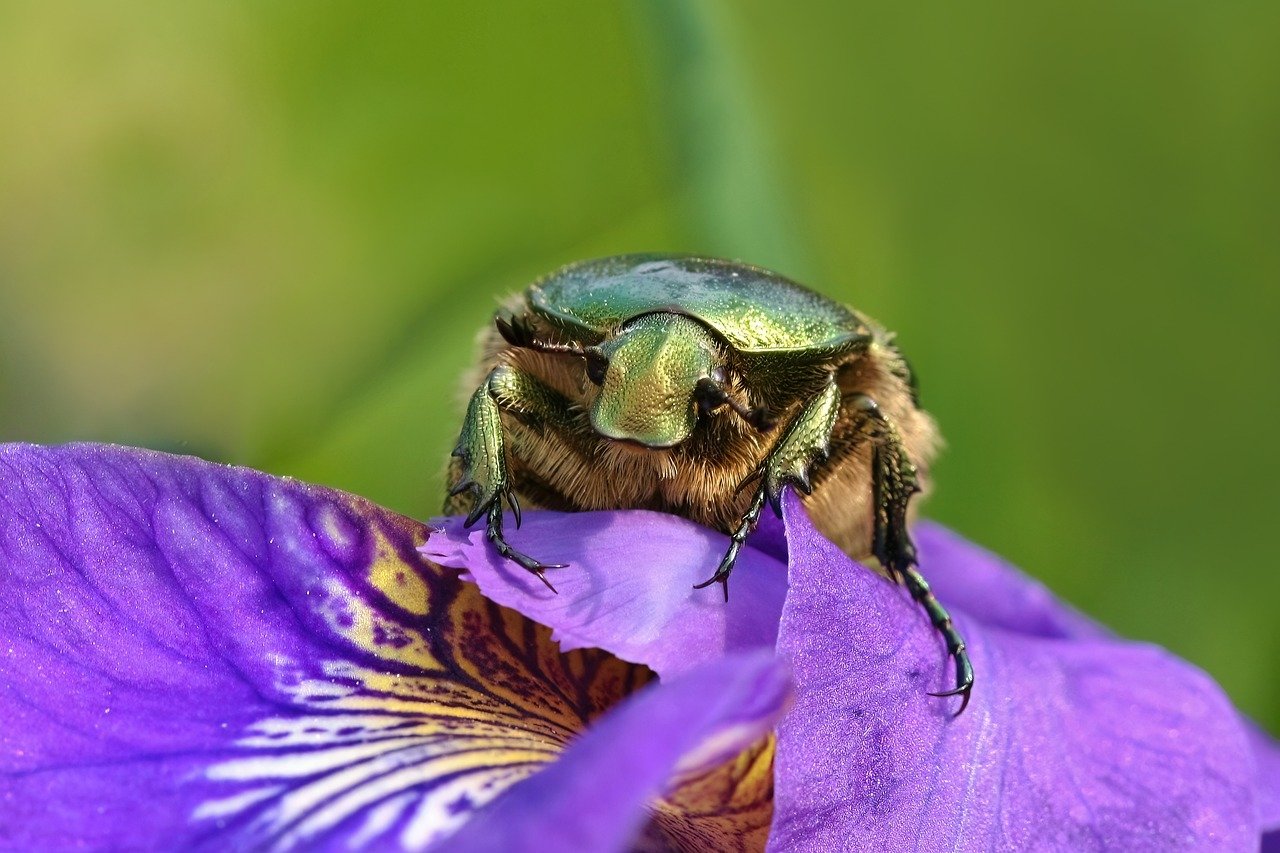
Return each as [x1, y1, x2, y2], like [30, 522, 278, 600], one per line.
[445, 254, 973, 712]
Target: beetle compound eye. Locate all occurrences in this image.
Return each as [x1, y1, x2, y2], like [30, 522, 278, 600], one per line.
[584, 349, 609, 385]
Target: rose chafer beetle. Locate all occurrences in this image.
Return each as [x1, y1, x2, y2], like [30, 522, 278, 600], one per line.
[445, 255, 973, 712]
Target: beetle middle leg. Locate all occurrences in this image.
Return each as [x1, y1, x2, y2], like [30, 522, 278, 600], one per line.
[851, 392, 974, 713]
[448, 364, 572, 592]
[695, 375, 842, 598]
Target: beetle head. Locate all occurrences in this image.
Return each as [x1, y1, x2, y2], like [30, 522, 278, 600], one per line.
[582, 312, 774, 448]
[586, 313, 720, 448]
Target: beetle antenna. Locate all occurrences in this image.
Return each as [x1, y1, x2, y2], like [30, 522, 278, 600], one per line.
[695, 377, 775, 432]
[496, 313, 587, 358]
[726, 396, 775, 432]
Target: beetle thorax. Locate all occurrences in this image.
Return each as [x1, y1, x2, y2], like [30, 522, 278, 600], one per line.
[588, 313, 720, 449]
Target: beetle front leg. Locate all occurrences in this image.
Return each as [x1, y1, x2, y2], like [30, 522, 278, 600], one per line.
[851, 393, 974, 713]
[695, 376, 842, 598]
[448, 366, 567, 592]
[693, 488, 768, 601]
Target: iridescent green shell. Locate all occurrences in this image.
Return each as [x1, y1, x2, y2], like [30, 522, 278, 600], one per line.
[527, 255, 873, 356]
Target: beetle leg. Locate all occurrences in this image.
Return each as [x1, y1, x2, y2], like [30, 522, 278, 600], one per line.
[483, 501, 562, 593]
[447, 366, 568, 591]
[695, 376, 841, 597]
[693, 487, 767, 601]
[850, 393, 974, 714]
[761, 377, 842, 513]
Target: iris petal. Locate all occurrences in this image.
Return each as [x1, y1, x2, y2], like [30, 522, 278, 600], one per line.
[771, 491, 1257, 851]
[435, 651, 788, 853]
[0, 444, 648, 850]
[424, 509, 788, 678]
[913, 521, 1106, 640]
[8, 443, 1275, 850]
[1251, 723, 1280, 831]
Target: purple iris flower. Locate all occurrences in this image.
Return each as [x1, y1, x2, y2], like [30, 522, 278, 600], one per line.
[2, 443, 1278, 851]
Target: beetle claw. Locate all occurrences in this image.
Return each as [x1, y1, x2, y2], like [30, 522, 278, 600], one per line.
[928, 680, 974, 716]
[692, 571, 730, 602]
[734, 468, 765, 496]
[505, 490, 523, 528]
[693, 547, 738, 601]
[515, 557, 568, 594]
[464, 500, 489, 528]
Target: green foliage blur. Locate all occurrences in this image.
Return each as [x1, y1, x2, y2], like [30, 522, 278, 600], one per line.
[2, 3, 1277, 730]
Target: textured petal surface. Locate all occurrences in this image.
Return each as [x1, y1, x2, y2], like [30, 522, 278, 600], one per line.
[423, 510, 788, 679]
[1252, 722, 1280, 831]
[437, 651, 788, 853]
[913, 521, 1105, 641]
[0, 444, 650, 851]
[770, 491, 1257, 852]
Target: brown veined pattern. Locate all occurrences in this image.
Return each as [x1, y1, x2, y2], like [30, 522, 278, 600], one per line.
[642, 739, 778, 851]
[192, 494, 774, 852]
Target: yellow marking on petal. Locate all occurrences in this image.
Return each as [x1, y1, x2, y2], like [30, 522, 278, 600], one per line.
[674, 722, 773, 776]
[314, 576, 442, 670]
[366, 526, 432, 617]
[191, 512, 663, 851]
[197, 678, 569, 849]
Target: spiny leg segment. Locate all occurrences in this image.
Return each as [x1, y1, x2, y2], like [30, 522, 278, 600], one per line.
[693, 487, 767, 601]
[855, 392, 974, 714]
[692, 379, 974, 714]
[902, 566, 975, 711]
[695, 375, 841, 594]
[448, 365, 570, 592]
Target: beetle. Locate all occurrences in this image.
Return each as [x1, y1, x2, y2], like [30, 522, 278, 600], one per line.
[445, 254, 973, 712]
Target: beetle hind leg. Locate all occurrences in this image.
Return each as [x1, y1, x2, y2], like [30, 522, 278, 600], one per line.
[855, 393, 974, 714]
[903, 566, 974, 713]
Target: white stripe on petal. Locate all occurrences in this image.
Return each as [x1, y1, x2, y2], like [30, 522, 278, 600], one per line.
[192, 786, 286, 821]
[345, 791, 417, 849]
[191, 658, 568, 851]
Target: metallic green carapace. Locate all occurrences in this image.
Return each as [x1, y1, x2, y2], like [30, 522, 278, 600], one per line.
[446, 254, 974, 712]
[530, 255, 871, 354]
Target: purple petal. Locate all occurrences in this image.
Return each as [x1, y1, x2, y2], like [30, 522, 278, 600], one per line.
[423, 510, 788, 678]
[0, 444, 651, 850]
[771, 491, 1256, 851]
[1251, 722, 1280, 831]
[914, 521, 1106, 640]
[435, 651, 788, 853]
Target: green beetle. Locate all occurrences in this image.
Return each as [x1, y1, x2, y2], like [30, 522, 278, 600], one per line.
[445, 254, 973, 711]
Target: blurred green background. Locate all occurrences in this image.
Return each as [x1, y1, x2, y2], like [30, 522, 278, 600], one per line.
[2, 3, 1277, 730]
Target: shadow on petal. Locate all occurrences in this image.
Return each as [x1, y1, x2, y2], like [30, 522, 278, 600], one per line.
[424, 508, 788, 679]
[435, 651, 789, 853]
[770, 491, 1257, 851]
